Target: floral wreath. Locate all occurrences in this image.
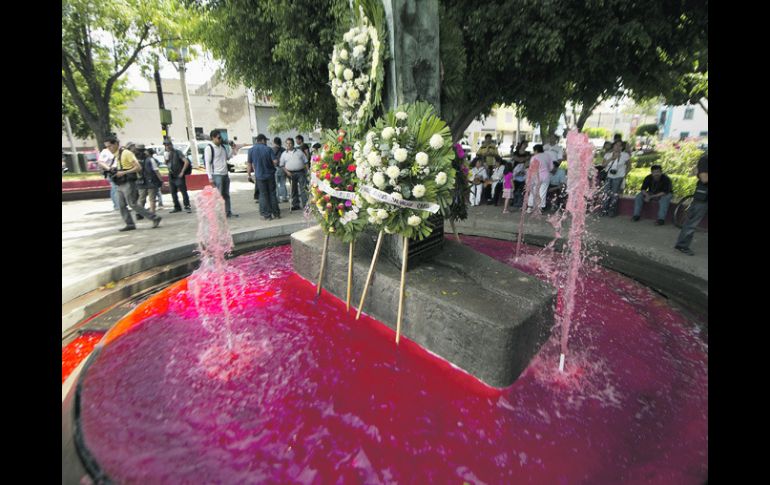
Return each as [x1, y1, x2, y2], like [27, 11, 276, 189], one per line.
[328, 3, 386, 136]
[353, 102, 457, 240]
[309, 129, 368, 242]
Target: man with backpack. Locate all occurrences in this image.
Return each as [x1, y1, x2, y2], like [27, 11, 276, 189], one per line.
[163, 140, 192, 213]
[205, 129, 237, 218]
[104, 136, 162, 231]
[135, 145, 164, 216]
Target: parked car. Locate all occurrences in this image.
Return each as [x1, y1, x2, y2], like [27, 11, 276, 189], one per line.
[231, 145, 253, 172]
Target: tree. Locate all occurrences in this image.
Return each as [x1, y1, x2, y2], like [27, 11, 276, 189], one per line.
[193, 0, 707, 141]
[192, 0, 350, 133]
[62, 0, 197, 148]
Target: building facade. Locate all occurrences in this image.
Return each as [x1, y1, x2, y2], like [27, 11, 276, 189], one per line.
[657, 100, 708, 140]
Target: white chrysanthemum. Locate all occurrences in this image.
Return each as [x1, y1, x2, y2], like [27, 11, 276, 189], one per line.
[391, 192, 403, 200]
[373, 172, 386, 188]
[395, 111, 408, 120]
[393, 148, 408, 163]
[339, 49, 349, 60]
[353, 45, 365, 58]
[336, 87, 345, 98]
[347, 87, 360, 101]
[435, 172, 448, 185]
[386, 165, 401, 179]
[412, 184, 426, 198]
[356, 33, 368, 45]
[377, 209, 388, 220]
[367, 207, 376, 216]
[367, 152, 381, 167]
[368, 216, 377, 224]
[382, 126, 395, 140]
[343, 31, 354, 43]
[356, 165, 366, 179]
[415, 152, 429, 166]
[334, 63, 344, 77]
[407, 215, 422, 226]
[366, 131, 376, 143]
[429, 134, 445, 150]
[343, 68, 354, 81]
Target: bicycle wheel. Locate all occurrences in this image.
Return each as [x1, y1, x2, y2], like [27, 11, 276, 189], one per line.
[673, 195, 694, 228]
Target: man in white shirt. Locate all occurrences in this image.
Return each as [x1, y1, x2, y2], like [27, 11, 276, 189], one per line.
[601, 140, 631, 216]
[280, 138, 309, 211]
[96, 142, 118, 210]
[470, 158, 489, 206]
[204, 130, 237, 218]
[546, 160, 568, 211]
[488, 157, 506, 206]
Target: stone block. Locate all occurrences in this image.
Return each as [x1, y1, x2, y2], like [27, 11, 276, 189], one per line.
[291, 226, 556, 388]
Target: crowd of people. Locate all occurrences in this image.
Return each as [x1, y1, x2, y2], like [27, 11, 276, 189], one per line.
[94, 130, 707, 256]
[464, 133, 708, 256]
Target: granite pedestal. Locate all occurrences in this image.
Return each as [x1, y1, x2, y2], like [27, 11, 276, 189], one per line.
[291, 226, 556, 388]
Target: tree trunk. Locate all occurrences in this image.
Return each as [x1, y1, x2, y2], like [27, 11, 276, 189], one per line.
[697, 99, 708, 115]
[448, 95, 496, 142]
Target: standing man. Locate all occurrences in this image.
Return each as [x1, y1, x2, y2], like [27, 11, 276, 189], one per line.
[632, 164, 673, 225]
[96, 139, 119, 210]
[205, 129, 237, 218]
[295, 134, 311, 165]
[546, 160, 568, 211]
[675, 154, 708, 255]
[273, 137, 288, 203]
[248, 134, 281, 220]
[104, 136, 161, 231]
[477, 134, 499, 168]
[164, 140, 192, 213]
[280, 138, 309, 211]
[601, 140, 630, 216]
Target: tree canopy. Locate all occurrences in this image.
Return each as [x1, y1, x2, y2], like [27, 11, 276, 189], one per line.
[192, 0, 708, 140]
[62, 0, 199, 147]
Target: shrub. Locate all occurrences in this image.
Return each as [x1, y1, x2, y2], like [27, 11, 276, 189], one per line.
[632, 152, 661, 168]
[656, 141, 704, 176]
[582, 127, 610, 139]
[635, 123, 659, 136]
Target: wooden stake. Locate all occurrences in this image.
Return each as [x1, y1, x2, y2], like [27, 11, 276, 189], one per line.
[316, 233, 330, 296]
[395, 236, 409, 344]
[356, 231, 384, 320]
[449, 219, 461, 243]
[346, 241, 354, 311]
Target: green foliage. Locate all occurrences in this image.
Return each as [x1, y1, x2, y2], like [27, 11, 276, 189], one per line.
[582, 127, 610, 139]
[62, 0, 198, 145]
[656, 141, 704, 176]
[631, 152, 662, 168]
[634, 124, 659, 137]
[194, 0, 349, 132]
[624, 168, 697, 199]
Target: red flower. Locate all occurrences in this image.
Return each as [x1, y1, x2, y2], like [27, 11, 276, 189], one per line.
[325, 173, 331, 180]
[333, 152, 343, 161]
[337, 136, 344, 142]
[344, 146, 352, 152]
[346, 184, 354, 191]
[347, 164, 357, 172]
[322, 163, 328, 169]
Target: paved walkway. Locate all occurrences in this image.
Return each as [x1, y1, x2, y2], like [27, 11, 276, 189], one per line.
[63, 172, 708, 294]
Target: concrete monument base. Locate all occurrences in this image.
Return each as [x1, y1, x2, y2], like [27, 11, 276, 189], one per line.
[291, 226, 556, 388]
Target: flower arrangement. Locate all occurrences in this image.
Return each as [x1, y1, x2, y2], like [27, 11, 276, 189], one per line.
[309, 129, 368, 242]
[328, 3, 386, 136]
[353, 102, 456, 240]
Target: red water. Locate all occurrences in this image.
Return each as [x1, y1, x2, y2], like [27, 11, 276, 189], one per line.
[62, 331, 105, 383]
[79, 242, 707, 484]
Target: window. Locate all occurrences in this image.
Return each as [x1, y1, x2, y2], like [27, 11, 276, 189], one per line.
[679, 132, 689, 140]
[659, 111, 667, 125]
[699, 131, 708, 137]
[683, 108, 694, 120]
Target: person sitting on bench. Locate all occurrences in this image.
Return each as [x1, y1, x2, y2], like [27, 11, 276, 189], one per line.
[632, 164, 673, 226]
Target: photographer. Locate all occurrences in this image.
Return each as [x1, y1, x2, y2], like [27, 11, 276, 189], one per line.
[601, 140, 630, 217]
[104, 136, 162, 232]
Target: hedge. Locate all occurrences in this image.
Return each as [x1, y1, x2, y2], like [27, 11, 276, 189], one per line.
[632, 152, 661, 168]
[623, 168, 697, 199]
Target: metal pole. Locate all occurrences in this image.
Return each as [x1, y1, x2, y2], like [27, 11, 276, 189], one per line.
[63, 115, 81, 173]
[153, 61, 169, 142]
[178, 54, 200, 168]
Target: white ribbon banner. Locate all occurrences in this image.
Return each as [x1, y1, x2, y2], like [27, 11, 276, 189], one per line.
[310, 173, 356, 201]
[360, 185, 440, 213]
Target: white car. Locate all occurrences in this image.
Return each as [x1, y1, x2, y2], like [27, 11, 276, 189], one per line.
[231, 145, 252, 172]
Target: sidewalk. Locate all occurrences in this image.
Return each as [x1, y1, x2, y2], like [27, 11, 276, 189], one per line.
[63, 173, 708, 294]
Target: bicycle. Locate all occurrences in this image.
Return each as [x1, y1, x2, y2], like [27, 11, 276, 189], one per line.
[673, 194, 695, 229]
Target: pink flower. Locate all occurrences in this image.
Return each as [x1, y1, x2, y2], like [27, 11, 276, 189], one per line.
[454, 143, 465, 160]
[333, 152, 344, 161]
[347, 164, 356, 172]
[333, 176, 342, 185]
[344, 146, 352, 152]
[345, 200, 353, 207]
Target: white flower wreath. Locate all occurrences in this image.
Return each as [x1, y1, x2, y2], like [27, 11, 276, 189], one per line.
[328, 6, 385, 135]
[353, 102, 456, 240]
